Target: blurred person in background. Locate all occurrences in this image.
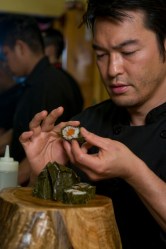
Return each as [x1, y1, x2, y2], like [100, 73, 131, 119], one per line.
[0, 53, 24, 155]
[42, 28, 84, 111]
[42, 28, 64, 69]
[0, 14, 84, 184]
[0, 57, 14, 94]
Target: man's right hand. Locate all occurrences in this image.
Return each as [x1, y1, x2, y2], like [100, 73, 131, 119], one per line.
[19, 106, 80, 176]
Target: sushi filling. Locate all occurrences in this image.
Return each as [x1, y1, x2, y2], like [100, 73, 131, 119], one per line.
[61, 126, 80, 141]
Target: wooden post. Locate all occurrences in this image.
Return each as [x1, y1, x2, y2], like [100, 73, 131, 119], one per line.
[0, 187, 122, 249]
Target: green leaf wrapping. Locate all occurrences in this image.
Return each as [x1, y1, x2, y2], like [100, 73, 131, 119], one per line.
[33, 162, 80, 201]
[47, 162, 80, 201]
[33, 162, 96, 204]
[32, 167, 52, 199]
[63, 190, 89, 204]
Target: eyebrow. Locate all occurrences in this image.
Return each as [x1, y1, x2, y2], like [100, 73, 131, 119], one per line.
[92, 39, 139, 51]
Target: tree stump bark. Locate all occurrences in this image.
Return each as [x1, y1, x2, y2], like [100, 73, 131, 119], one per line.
[0, 187, 122, 249]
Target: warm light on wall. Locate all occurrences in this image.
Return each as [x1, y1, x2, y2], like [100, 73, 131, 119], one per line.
[65, 0, 86, 10]
[0, 0, 66, 17]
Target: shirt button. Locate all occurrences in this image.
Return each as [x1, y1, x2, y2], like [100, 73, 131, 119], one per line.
[160, 130, 166, 138]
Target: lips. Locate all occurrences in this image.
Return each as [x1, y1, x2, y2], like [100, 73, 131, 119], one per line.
[111, 84, 129, 94]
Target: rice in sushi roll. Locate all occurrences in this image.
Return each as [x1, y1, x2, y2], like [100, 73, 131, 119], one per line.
[61, 125, 84, 143]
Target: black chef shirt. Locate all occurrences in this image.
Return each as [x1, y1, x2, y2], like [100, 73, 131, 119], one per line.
[71, 99, 166, 249]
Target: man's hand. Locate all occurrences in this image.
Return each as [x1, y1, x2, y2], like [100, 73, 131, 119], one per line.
[19, 106, 80, 175]
[63, 127, 136, 181]
[64, 127, 166, 231]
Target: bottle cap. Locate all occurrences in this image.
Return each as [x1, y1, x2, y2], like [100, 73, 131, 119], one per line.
[0, 145, 18, 171]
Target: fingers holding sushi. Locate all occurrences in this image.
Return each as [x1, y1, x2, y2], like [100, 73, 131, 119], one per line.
[19, 107, 81, 177]
[61, 125, 88, 163]
[63, 127, 139, 182]
[61, 125, 85, 143]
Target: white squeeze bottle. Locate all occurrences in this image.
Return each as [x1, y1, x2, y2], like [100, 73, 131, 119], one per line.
[0, 145, 19, 190]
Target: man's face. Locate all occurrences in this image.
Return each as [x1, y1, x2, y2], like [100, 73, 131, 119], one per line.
[3, 45, 24, 76]
[93, 11, 166, 112]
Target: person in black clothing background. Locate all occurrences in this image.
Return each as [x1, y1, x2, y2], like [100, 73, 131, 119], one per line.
[42, 28, 84, 112]
[0, 56, 25, 155]
[19, 0, 166, 248]
[0, 59, 21, 133]
[0, 14, 84, 184]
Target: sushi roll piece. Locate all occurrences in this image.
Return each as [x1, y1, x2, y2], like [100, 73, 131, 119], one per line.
[63, 189, 89, 204]
[72, 183, 96, 199]
[61, 125, 85, 143]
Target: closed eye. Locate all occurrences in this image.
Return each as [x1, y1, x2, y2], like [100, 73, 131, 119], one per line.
[122, 50, 137, 56]
[96, 52, 108, 60]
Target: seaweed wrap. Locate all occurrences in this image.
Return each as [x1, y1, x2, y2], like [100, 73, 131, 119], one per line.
[47, 162, 80, 201]
[72, 183, 96, 199]
[63, 189, 89, 204]
[33, 162, 96, 205]
[33, 166, 52, 199]
[33, 162, 80, 201]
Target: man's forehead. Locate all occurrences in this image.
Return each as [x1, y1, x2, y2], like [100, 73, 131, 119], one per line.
[93, 10, 146, 28]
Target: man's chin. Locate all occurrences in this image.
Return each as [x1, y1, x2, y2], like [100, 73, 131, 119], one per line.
[112, 98, 137, 108]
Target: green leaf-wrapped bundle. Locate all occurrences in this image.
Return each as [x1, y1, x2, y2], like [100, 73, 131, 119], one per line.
[33, 162, 96, 205]
[47, 162, 80, 201]
[33, 162, 80, 201]
[32, 166, 52, 199]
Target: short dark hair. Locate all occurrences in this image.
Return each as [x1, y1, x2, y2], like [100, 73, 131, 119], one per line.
[0, 14, 44, 53]
[83, 0, 166, 60]
[42, 28, 65, 59]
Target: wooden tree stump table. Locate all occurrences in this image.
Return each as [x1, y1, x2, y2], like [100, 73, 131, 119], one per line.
[0, 187, 122, 249]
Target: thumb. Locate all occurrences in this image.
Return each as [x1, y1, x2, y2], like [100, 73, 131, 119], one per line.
[80, 127, 106, 148]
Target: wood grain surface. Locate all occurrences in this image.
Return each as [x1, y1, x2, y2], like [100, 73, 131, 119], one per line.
[0, 187, 122, 249]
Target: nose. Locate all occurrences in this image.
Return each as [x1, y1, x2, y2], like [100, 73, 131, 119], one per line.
[108, 53, 124, 78]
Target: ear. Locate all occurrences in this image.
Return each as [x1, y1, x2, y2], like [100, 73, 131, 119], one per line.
[15, 40, 26, 57]
[164, 38, 166, 52]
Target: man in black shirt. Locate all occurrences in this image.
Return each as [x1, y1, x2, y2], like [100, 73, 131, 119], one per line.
[0, 59, 24, 155]
[0, 59, 22, 133]
[20, 0, 166, 248]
